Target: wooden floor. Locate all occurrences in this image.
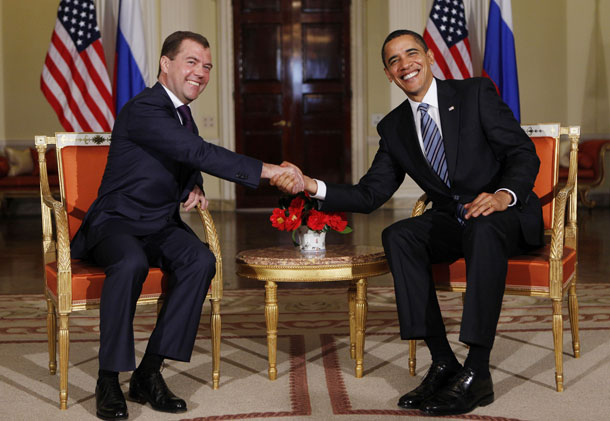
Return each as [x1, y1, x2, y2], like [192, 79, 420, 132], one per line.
[1, 200, 608, 294]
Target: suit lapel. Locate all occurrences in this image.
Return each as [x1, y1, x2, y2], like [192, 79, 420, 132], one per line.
[395, 100, 430, 172]
[437, 79, 460, 181]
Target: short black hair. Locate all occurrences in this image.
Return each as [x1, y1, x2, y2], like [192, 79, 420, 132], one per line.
[157, 31, 210, 77]
[381, 30, 428, 68]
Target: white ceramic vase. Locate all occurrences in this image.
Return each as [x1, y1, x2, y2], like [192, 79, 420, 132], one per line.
[296, 226, 326, 254]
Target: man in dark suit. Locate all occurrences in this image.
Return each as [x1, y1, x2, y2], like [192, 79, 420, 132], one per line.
[275, 29, 543, 416]
[71, 31, 302, 420]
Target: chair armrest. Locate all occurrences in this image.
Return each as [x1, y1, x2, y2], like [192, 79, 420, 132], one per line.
[197, 206, 223, 300]
[411, 193, 428, 217]
[36, 143, 73, 311]
[547, 133, 579, 297]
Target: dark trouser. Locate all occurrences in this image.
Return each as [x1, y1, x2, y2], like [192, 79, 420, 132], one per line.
[92, 223, 215, 372]
[381, 208, 527, 349]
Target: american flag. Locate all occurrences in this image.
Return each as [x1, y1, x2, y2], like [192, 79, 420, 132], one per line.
[41, 0, 115, 132]
[423, 0, 473, 80]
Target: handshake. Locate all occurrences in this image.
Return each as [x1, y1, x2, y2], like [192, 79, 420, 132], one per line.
[261, 162, 316, 195]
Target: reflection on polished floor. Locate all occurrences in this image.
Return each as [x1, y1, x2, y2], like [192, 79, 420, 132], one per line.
[1, 202, 609, 295]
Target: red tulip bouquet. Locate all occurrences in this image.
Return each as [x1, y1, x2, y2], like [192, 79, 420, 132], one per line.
[269, 192, 352, 244]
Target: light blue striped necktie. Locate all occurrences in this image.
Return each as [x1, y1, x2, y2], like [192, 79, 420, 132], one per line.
[418, 103, 449, 186]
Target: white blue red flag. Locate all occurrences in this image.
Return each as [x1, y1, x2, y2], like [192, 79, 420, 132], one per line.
[114, 0, 149, 113]
[423, 0, 473, 80]
[41, 0, 114, 132]
[483, 0, 520, 121]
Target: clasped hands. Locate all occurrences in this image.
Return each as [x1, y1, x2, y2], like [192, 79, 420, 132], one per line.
[269, 162, 317, 195]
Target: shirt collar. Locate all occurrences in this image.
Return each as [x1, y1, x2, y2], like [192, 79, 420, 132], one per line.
[160, 82, 187, 109]
[407, 78, 439, 115]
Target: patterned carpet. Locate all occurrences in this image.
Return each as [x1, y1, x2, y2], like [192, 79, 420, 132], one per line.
[1, 284, 609, 420]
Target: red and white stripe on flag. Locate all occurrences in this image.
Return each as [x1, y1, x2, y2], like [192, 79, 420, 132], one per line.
[423, 0, 473, 80]
[41, 0, 114, 132]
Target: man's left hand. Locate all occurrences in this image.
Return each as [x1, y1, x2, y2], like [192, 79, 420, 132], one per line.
[183, 185, 208, 211]
[463, 190, 512, 219]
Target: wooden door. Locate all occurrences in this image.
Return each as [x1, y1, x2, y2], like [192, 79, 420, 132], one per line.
[233, 0, 351, 208]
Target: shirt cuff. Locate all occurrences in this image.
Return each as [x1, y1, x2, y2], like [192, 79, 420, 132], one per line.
[496, 188, 517, 207]
[311, 179, 327, 200]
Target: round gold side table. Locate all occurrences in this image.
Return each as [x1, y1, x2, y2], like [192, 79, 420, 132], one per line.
[236, 244, 389, 380]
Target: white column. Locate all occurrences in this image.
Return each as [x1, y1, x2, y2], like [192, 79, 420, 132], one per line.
[218, 0, 236, 202]
[386, 0, 428, 204]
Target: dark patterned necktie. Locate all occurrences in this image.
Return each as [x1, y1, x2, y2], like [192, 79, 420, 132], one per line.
[418, 103, 466, 223]
[177, 104, 195, 133]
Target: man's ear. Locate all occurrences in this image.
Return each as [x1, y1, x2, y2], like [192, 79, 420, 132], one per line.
[384, 67, 393, 83]
[427, 49, 435, 65]
[159, 56, 170, 74]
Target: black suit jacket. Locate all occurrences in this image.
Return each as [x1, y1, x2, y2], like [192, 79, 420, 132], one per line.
[321, 77, 543, 247]
[71, 82, 263, 257]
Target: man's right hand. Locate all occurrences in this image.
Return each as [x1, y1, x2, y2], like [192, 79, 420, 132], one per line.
[270, 162, 318, 195]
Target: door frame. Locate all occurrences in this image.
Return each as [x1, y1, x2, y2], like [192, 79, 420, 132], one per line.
[217, 0, 367, 206]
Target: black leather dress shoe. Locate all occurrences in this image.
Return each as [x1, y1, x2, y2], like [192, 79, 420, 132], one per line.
[397, 361, 461, 410]
[421, 367, 494, 416]
[96, 377, 128, 420]
[128, 370, 187, 413]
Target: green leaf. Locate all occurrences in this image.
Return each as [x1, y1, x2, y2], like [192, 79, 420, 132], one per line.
[338, 226, 353, 234]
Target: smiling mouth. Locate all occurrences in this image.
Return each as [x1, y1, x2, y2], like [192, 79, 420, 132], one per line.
[402, 70, 418, 81]
[187, 80, 200, 87]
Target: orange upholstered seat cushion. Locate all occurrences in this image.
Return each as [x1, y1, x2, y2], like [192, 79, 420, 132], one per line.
[432, 245, 576, 293]
[46, 260, 168, 306]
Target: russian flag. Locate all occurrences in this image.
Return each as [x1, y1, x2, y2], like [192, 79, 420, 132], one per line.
[114, 0, 149, 113]
[482, 0, 520, 122]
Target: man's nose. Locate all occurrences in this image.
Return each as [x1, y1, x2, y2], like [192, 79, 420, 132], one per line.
[396, 56, 410, 70]
[194, 63, 206, 76]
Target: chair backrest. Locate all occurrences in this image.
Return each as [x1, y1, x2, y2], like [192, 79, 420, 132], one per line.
[55, 132, 111, 240]
[522, 123, 561, 231]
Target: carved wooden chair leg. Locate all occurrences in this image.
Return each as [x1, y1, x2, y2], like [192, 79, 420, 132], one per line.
[46, 296, 57, 375]
[408, 339, 416, 376]
[210, 298, 221, 389]
[551, 299, 564, 392]
[568, 282, 581, 358]
[58, 313, 70, 409]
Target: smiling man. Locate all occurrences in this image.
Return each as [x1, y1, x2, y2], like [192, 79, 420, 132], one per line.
[273, 29, 543, 416]
[71, 31, 303, 420]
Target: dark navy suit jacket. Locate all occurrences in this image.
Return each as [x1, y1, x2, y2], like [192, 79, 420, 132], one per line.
[71, 82, 262, 257]
[321, 77, 543, 247]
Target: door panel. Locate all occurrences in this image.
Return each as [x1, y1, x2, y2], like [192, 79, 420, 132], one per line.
[234, 0, 350, 208]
